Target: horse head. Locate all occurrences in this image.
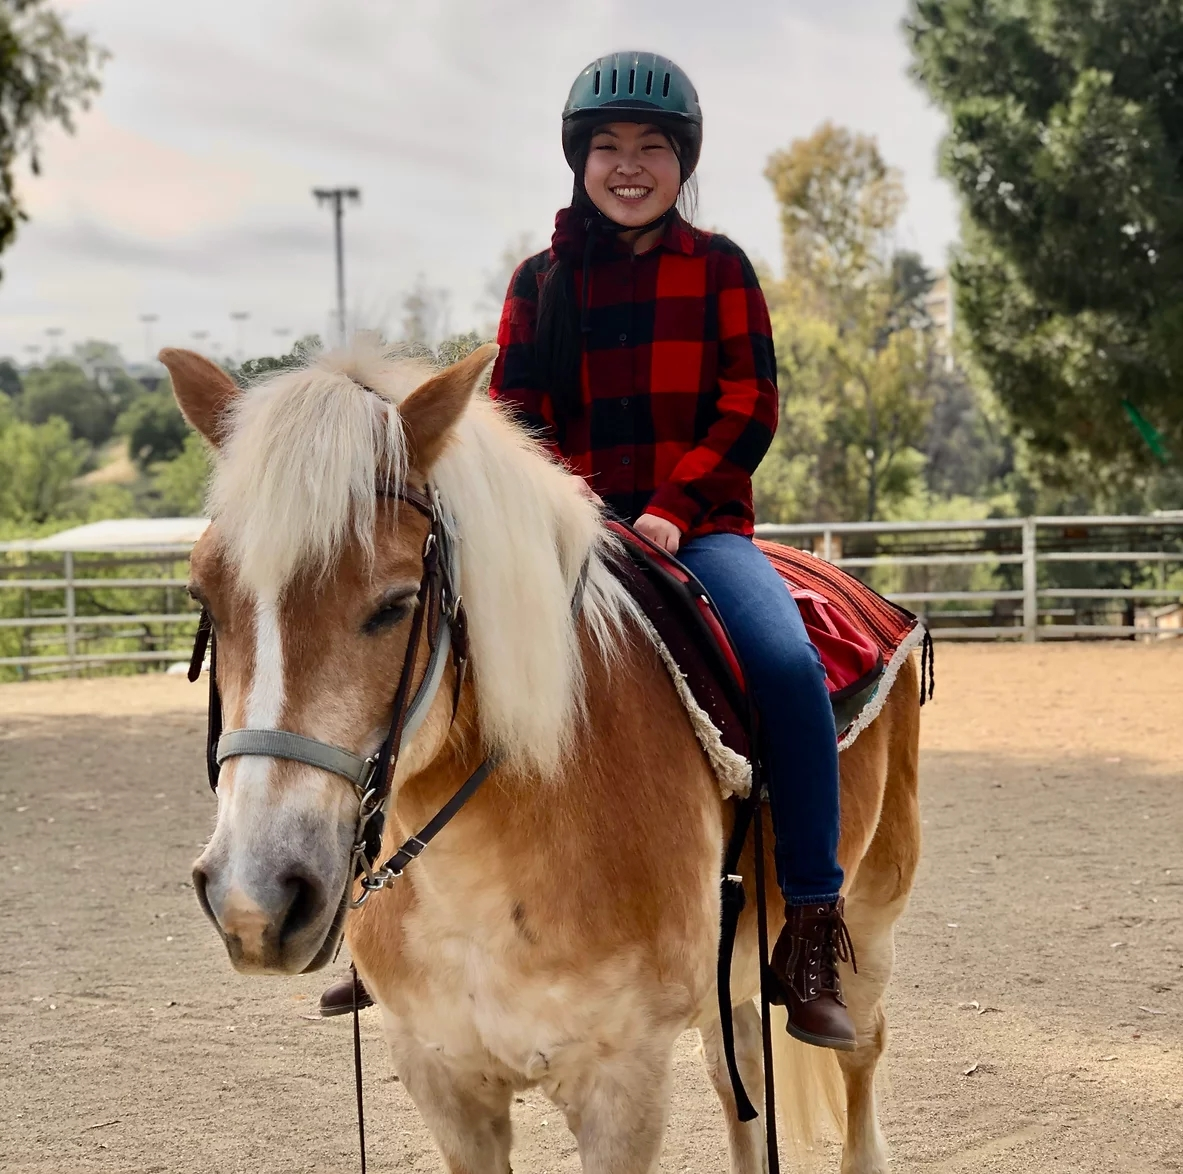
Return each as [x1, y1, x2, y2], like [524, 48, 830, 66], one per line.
[161, 341, 496, 975]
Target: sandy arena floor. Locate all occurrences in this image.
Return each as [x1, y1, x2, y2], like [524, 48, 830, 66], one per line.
[1, 643, 1181, 1173]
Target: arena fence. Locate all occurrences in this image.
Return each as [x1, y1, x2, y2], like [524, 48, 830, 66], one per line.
[1, 515, 1181, 678]
[756, 514, 1183, 642]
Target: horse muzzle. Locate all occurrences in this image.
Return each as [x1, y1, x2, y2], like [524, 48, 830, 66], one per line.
[192, 823, 353, 975]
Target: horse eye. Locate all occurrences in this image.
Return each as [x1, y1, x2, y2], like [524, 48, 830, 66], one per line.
[363, 597, 413, 634]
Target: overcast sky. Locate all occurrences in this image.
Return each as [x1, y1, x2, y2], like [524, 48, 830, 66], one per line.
[1, 0, 959, 366]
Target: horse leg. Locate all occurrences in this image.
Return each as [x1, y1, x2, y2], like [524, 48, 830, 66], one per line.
[555, 1039, 675, 1174]
[832, 897, 903, 1174]
[833, 656, 922, 1174]
[699, 1000, 768, 1174]
[387, 1036, 514, 1174]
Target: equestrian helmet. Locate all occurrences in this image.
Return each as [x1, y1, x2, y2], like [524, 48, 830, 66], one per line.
[562, 51, 703, 179]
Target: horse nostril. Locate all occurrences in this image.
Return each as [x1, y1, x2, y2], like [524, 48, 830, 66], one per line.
[192, 863, 217, 925]
[278, 872, 323, 946]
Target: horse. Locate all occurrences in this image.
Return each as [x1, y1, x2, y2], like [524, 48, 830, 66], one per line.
[161, 338, 921, 1174]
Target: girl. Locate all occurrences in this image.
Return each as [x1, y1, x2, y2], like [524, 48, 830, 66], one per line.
[488, 51, 856, 1051]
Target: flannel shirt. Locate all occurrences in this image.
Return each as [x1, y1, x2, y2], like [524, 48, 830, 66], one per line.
[488, 213, 778, 538]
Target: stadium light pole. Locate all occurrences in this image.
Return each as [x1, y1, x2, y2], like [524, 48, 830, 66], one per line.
[139, 313, 158, 363]
[229, 311, 250, 363]
[312, 187, 361, 346]
[45, 327, 64, 357]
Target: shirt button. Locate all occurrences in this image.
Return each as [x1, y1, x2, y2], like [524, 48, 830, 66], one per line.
[618, 333, 628, 343]
[621, 455, 631, 466]
[620, 397, 629, 407]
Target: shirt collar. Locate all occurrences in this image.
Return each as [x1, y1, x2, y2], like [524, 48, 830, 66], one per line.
[661, 211, 697, 256]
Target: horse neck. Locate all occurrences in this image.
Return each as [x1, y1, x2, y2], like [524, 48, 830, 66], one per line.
[376, 618, 721, 908]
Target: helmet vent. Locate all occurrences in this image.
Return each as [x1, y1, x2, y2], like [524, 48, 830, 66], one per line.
[593, 69, 601, 95]
[662, 72, 671, 98]
[628, 67, 636, 94]
[645, 70, 654, 95]
[611, 67, 618, 94]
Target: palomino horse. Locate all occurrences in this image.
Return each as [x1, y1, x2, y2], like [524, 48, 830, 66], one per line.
[163, 339, 921, 1174]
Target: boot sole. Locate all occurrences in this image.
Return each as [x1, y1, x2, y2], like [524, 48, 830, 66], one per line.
[782, 1018, 858, 1052]
[319, 997, 374, 1018]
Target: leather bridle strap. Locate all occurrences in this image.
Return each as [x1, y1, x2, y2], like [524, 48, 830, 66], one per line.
[216, 729, 373, 787]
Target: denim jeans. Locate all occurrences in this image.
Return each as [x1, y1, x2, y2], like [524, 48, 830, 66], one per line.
[677, 532, 843, 904]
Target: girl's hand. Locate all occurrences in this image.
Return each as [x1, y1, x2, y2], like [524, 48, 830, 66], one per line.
[634, 513, 682, 554]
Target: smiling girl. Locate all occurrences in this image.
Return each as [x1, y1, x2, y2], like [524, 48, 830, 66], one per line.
[487, 52, 857, 1051]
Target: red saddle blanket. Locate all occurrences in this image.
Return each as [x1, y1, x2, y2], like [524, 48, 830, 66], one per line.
[606, 523, 929, 766]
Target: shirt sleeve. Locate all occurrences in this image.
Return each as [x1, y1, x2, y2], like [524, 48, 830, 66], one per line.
[488, 256, 561, 454]
[644, 246, 779, 533]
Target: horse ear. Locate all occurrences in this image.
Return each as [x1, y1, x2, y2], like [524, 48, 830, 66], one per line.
[158, 348, 241, 447]
[399, 343, 499, 471]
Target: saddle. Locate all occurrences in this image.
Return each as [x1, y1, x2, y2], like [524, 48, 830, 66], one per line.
[605, 521, 927, 768]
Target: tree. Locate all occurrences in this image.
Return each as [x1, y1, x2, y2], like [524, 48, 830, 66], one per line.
[757, 124, 938, 521]
[20, 358, 115, 445]
[400, 275, 450, 350]
[0, 356, 20, 398]
[151, 431, 211, 516]
[906, 0, 1183, 472]
[117, 384, 188, 469]
[237, 333, 321, 381]
[0, 414, 86, 522]
[0, 1, 106, 273]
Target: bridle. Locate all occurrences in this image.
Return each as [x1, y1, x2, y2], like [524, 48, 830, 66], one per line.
[187, 483, 498, 949]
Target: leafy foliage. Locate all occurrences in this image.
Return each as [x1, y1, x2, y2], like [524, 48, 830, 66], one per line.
[0, 414, 86, 522]
[0, 0, 106, 272]
[907, 0, 1183, 471]
[151, 431, 211, 516]
[117, 381, 189, 469]
[19, 358, 116, 446]
[757, 125, 941, 521]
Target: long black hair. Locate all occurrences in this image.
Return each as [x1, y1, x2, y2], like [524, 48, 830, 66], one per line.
[534, 128, 696, 439]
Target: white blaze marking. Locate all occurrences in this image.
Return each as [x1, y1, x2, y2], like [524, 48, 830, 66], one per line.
[222, 594, 287, 874]
[248, 594, 284, 728]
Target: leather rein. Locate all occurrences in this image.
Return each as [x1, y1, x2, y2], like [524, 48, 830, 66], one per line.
[187, 483, 498, 930]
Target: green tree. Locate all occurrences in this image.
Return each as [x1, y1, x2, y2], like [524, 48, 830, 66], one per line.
[0, 1, 106, 272]
[237, 333, 321, 381]
[117, 383, 188, 469]
[757, 124, 938, 522]
[0, 356, 20, 398]
[907, 0, 1183, 473]
[0, 414, 86, 522]
[20, 358, 115, 445]
[151, 431, 211, 515]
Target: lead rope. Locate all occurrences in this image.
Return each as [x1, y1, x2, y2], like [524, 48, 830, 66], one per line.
[353, 964, 367, 1174]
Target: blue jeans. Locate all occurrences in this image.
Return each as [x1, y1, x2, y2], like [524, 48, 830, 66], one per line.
[678, 532, 843, 904]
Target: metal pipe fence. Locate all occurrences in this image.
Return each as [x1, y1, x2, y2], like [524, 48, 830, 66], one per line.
[756, 514, 1183, 642]
[1, 515, 1181, 676]
[0, 543, 201, 678]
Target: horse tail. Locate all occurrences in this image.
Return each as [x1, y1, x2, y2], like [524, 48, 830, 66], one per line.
[767, 1005, 845, 1157]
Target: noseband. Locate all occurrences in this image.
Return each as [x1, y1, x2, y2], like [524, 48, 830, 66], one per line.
[187, 483, 497, 923]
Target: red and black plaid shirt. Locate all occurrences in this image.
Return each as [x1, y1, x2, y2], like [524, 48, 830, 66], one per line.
[488, 213, 778, 538]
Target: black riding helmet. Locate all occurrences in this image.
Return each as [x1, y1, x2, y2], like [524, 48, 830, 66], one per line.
[561, 51, 703, 181]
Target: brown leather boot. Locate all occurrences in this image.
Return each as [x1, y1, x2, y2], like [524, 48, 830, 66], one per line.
[318, 971, 374, 1018]
[768, 897, 858, 1051]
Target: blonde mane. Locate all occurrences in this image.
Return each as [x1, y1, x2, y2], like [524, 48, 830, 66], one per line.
[208, 337, 639, 777]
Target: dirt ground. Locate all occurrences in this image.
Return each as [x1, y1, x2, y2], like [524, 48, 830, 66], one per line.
[2, 643, 1181, 1173]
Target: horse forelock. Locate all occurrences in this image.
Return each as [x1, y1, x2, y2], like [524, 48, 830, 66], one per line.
[208, 338, 640, 778]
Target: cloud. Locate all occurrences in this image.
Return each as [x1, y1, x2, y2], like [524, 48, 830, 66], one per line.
[0, 0, 958, 361]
